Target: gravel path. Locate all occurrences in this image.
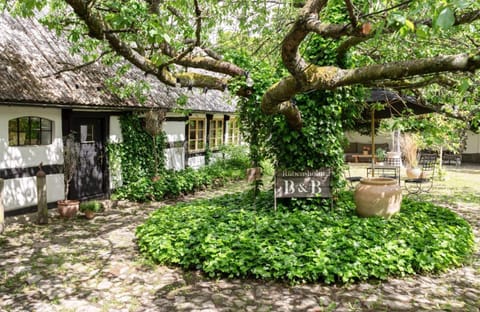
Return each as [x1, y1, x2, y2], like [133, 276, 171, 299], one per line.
[1, 173, 479, 312]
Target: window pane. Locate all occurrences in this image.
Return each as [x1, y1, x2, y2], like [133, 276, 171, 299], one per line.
[31, 117, 40, 131]
[190, 129, 196, 139]
[8, 132, 18, 145]
[41, 118, 52, 131]
[41, 131, 52, 145]
[30, 129, 40, 145]
[8, 120, 18, 145]
[80, 124, 94, 143]
[9, 119, 18, 131]
[19, 117, 29, 132]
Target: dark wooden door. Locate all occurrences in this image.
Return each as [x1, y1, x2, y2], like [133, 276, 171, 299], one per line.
[70, 117, 106, 200]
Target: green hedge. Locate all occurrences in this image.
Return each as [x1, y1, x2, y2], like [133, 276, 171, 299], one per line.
[112, 156, 247, 202]
[136, 191, 475, 284]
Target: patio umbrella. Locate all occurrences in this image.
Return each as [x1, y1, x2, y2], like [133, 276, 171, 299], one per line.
[363, 89, 435, 176]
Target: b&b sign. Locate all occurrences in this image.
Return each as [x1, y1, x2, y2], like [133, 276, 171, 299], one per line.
[275, 169, 331, 198]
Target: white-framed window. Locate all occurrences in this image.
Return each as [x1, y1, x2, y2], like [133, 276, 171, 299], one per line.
[8, 116, 53, 146]
[80, 124, 95, 143]
[227, 117, 241, 145]
[188, 117, 206, 152]
[209, 118, 224, 150]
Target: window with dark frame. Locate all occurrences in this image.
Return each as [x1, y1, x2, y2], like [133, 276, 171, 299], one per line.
[8, 117, 53, 146]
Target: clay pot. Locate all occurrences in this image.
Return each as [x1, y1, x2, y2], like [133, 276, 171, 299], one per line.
[84, 210, 96, 220]
[406, 167, 422, 179]
[354, 177, 402, 218]
[57, 200, 80, 218]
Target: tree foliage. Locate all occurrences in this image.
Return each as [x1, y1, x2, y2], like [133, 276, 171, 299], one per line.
[4, 0, 480, 179]
[5, 0, 480, 118]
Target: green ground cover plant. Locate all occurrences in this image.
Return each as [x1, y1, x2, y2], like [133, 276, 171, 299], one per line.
[136, 191, 475, 284]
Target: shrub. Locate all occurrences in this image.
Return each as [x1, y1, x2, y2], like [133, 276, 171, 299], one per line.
[79, 200, 103, 213]
[112, 153, 248, 202]
[136, 191, 475, 284]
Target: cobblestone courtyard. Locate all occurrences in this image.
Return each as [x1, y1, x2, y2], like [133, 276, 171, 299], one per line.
[1, 165, 479, 311]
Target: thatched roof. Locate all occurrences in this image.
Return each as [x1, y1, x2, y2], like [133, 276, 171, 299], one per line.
[0, 13, 236, 113]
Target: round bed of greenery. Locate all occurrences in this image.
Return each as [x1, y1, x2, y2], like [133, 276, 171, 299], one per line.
[136, 191, 474, 284]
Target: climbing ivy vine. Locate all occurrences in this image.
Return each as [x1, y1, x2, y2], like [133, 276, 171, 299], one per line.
[107, 113, 166, 185]
[227, 34, 363, 195]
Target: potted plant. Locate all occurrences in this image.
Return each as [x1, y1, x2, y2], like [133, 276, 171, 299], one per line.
[401, 133, 421, 178]
[375, 147, 386, 165]
[79, 200, 103, 219]
[57, 132, 80, 218]
[362, 145, 370, 155]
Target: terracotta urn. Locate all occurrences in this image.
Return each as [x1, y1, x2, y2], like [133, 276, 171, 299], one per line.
[57, 200, 80, 218]
[354, 177, 402, 218]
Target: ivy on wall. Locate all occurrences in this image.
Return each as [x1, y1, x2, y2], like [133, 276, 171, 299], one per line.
[107, 112, 166, 185]
[228, 34, 363, 195]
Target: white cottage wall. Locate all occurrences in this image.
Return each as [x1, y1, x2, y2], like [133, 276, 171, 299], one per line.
[464, 131, 480, 154]
[0, 106, 64, 211]
[108, 115, 123, 144]
[345, 131, 390, 146]
[163, 121, 186, 143]
[163, 119, 186, 170]
[108, 115, 124, 189]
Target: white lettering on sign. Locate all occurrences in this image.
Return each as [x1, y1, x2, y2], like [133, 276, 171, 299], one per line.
[275, 169, 331, 198]
[283, 180, 322, 195]
[310, 179, 322, 194]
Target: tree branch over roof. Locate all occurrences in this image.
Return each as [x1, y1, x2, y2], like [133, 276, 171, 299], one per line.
[44, 0, 480, 131]
[262, 0, 480, 129]
[65, 0, 245, 91]
[41, 50, 114, 78]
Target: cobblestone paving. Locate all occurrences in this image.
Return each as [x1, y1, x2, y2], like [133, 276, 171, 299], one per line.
[1, 170, 480, 312]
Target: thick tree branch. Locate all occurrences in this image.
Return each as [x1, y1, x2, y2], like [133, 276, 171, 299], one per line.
[281, 0, 328, 82]
[64, 0, 245, 91]
[364, 75, 459, 90]
[336, 54, 480, 87]
[263, 53, 480, 129]
[305, 20, 364, 39]
[194, 0, 202, 46]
